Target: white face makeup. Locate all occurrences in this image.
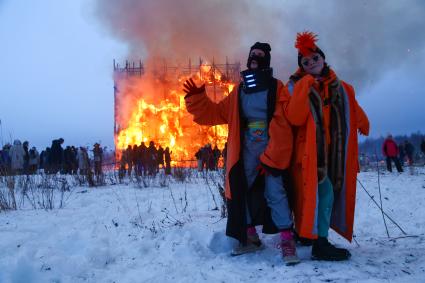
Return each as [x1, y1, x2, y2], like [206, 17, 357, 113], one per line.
[301, 52, 324, 76]
[249, 49, 266, 70]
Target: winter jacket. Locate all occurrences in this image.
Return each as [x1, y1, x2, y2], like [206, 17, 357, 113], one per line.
[23, 144, 29, 168]
[77, 149, 90, 170]
[9, 140, 25, 170]
[382, 138, 399, 157]
[40, 150, 50, 168]
[49, 140, 64, 164]
[93, 147, 103, 162]
[0, 149, 11, 167]
[29, 149, 40, 166]
[404, 142, 414, 157]
[157, 147, 164, 164]
[195, 149, 202, 160]
[185, 78, 293, 243]
[284, 68, 369, 241]
[164, 150, 171, 163]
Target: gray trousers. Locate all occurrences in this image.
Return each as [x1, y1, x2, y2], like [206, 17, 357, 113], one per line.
[243, 131, 292, 230]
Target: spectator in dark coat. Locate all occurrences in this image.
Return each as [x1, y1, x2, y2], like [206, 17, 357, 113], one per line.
[22, 141, 30, 174]
[28, 147, 40, 174]
[119, 148, 128, 179]
[420, 139, 425, 166]
[147, 141, 157, 176]
[40, 147, 50, 173]
[204, 144, 214, 170]
[49, 138, 64, 174]
[133, 144, 142, 176]
[70, 146, 78, 174]
[93, 143, 103, 176]
[131, 145, 138, 175]
[195, 148, 203, 171]
[138, 142, 148, 176]
[201, 145, 211, 171]
[164, 147, 172, 175]
[398, 143, 406, 166]
[404, 140, 415, 165]
[421, 139, 425, 155]
[157, 145, 164, 172]
[212, 145, 221, 170]
[0, 144, 11, 175]
[126, 145, 134, 176]
[222, 142, 228, 171]
[382, 135, 403, 172]
[63, 146, 74, 174]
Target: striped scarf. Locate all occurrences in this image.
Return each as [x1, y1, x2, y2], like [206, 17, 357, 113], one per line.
[290, 69, 347, 191]
[327, 78, 347, 192]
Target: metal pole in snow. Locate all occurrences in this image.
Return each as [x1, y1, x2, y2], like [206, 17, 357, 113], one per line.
[375, 148, 390, 237]
[357, 178, 407, 235]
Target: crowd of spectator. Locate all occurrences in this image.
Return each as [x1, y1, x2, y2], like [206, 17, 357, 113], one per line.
[0, 138, 107, 176]
[358, 136, 425, 172]
[195, 143, 227, 172]
[119, 141, 172, 177]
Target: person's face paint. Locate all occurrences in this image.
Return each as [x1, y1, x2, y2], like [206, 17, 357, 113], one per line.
[301, 52, 324, 76]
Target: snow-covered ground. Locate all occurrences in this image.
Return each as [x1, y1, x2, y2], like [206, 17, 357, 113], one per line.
[1, 168, 425, 283]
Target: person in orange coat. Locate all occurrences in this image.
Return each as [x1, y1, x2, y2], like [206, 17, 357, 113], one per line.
[283, 32, 370, 261]
[183, 42, 299, 265]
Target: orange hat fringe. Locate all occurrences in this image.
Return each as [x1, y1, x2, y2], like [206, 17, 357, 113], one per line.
[295, 31, 318, 56]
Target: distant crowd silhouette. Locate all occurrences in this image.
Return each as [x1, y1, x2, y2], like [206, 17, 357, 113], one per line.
[3, 136, 422, 177]
[194, 142, 227, 172]
[117, 141, 227, 177]
[118, 141, 173, 177]
[0, 138, 110, 176]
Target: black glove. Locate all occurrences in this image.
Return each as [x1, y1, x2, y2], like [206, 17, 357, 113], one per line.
[183, 78, 205, 98]
[259, 162, 285, 177]
[256, 163, 270, 176]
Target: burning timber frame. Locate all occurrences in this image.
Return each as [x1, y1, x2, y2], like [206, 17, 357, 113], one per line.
[113, 60, 145, 143]
[113, 58, 241, 159]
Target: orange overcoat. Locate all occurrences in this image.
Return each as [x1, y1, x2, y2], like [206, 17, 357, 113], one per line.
[284, 69, 369, 241]
[185, 79, 293, 242]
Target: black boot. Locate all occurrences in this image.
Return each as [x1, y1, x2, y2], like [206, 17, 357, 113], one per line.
[294, 231, 313, 246]
[312, 237, 351, 261]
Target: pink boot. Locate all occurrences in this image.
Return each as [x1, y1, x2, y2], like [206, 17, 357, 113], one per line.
[280, 230, 300, 265]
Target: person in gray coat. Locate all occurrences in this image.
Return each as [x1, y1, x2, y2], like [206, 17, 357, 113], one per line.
[9, 139, 25, 174]
[77, 147, 90, 175]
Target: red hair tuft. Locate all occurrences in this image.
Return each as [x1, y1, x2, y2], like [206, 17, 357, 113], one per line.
[295, 31, 318, 56]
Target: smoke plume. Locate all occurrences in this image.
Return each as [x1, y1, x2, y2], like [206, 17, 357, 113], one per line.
[95, 0, 425, 91]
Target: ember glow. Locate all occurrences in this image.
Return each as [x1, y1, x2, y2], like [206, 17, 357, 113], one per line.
[114, 61, 239, 166]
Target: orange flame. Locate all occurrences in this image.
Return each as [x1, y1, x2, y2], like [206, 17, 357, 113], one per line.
[115, 63, 236, 166]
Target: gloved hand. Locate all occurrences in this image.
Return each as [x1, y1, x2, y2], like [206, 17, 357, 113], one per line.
[257, 162, 285, 177]
[183, 78, 205, 98]
[256, 163, 270, 176]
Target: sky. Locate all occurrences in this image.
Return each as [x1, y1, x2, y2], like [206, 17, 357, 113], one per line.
[1, 0, 425, 150]
[0, 0, 128, 149]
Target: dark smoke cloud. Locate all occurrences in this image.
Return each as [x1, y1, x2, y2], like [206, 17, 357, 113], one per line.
[95, 0, 261, 63]
[95, 0, 425, 91]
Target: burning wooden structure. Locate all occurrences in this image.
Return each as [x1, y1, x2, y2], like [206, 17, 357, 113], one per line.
[113, 58, 241, 166]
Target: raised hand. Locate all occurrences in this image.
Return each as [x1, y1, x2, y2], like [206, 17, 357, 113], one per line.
[183, 78, 205, 98]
